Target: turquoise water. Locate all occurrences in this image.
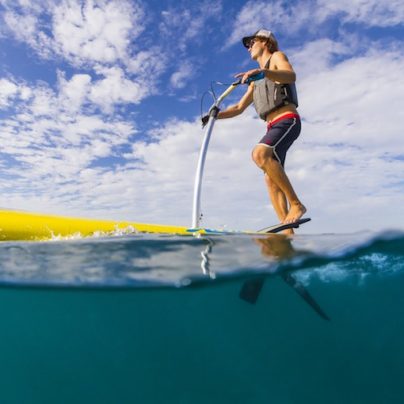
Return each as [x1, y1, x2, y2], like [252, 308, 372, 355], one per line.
[0, 231, 403, 403]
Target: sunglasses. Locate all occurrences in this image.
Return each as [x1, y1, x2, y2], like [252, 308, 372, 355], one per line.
[247, 36, 268, 49]
[247, 39, 256, 49]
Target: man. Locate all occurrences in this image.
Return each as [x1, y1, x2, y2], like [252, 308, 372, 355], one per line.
[215, 29, 306, 233]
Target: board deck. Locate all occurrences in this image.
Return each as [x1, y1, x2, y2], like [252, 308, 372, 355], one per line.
[257, 217, 311, 233]
[0, 209, 311, 241]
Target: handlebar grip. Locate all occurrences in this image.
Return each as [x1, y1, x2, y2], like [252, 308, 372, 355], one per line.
[245, 71, 265, 84]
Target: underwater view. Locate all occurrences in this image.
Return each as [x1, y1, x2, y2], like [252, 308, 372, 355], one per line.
[0, 230, 403, 403]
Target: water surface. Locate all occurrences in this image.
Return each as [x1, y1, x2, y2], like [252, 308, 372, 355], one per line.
[0, 230, 403, 403]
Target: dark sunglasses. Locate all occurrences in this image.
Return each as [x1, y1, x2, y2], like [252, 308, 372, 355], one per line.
[247, 38, 256, 49]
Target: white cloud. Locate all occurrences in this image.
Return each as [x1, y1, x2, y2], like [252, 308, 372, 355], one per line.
[125, 48, 167, 79]
[0, 78, 18, 107]
[227, 0, 404, 47]
[288, 38, 359, 78]
[1, 0, 146, 66]
[0, 0, 165, 109]
[28, 85, 58, 117]
[52, 0, 144, 65]
[227, 0, 313, 46]
[0, 75, 138, 215]
[0, 77, 34, 108]
[316, 0, 404, 27]
[57, 72, 92, 113]
[2, 1, 55, 59]
[297, 45, 404, 149]
[0, 0, 223, 108]
[6, 67, 148, 118]
[170, 62, 195, 89]
[88, 66, 146, 112]
[3, 11, 38, 41]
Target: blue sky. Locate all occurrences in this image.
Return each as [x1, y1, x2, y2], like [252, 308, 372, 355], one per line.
[0, 0, 403, 233]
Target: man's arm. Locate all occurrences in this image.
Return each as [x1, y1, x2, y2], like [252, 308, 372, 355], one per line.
[263, 51, 296, 83]
[235, 52, 296, 84]
[217, 84, 254, 119]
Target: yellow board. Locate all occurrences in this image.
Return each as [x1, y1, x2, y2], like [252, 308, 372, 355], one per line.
[0, 209, 195, 241]
[0, 209, 307, 241]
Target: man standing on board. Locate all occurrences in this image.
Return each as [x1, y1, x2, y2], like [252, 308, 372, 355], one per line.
[214, 29, 306, 234]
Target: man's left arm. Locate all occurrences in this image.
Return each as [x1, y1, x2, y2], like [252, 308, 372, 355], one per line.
[262, 52, 296, 84]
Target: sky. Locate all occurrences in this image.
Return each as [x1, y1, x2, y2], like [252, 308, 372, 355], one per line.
[0, 0, 403, 234]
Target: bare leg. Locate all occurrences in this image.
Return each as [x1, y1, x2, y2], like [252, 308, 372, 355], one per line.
[264, 174, 294, 235]
[264, 174, 288, 221]
[265, 157, 306, 223]
[254, 145, 306, 224]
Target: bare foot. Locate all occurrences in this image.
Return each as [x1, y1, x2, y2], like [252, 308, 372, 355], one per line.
[284, 202, 306, 224]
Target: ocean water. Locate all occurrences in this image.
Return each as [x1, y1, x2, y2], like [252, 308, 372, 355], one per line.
[0, 230, 403, 404]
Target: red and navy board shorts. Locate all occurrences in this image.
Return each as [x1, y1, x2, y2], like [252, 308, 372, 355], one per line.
[258, 113, 301, 166]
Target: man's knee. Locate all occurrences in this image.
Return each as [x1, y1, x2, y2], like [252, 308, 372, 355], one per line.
[252, 145, 273, 169]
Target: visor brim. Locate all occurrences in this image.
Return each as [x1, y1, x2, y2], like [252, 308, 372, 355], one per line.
[242, 35, 255, 48]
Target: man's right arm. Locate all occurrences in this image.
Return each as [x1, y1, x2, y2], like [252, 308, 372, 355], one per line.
[217, 83, 254, 119]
